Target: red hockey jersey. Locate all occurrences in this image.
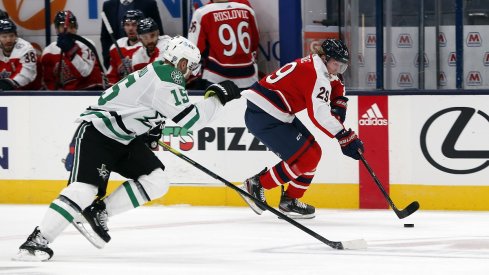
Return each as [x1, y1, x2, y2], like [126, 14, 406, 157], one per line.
[106, 37, 142, 85]
[42, 39, 103, 90]
[241, 54, 346, 138]
[0, 37, 40, 90]
[131, 36, 171, 71]
[188, 1, 259, 88]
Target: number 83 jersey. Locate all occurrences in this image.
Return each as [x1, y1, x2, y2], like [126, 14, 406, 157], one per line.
[78, 61, 223, 144]
[241, 54, 346, 138]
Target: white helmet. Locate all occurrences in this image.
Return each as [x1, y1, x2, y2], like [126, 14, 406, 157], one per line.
[162, 36, 201, 75]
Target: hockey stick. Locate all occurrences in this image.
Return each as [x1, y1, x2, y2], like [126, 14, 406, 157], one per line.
[158, 140, 367, 250]
[358, 151, 420, 219]
[55, 11, 71, 90]
[100, 11, 132, 76]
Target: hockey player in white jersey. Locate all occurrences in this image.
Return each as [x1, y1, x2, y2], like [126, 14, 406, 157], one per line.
[13, 36, 241, 261]
[0, 18, 38, 90]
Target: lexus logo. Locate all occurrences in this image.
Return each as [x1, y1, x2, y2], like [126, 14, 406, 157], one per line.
[420, 107, 489, 174]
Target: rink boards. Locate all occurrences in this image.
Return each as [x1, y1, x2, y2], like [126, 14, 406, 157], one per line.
[0, 94, 488, 210]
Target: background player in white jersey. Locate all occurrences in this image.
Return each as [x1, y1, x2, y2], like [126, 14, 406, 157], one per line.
[188, 0, 259, 89]
[106, 9, 144, 85]
[238, 39, 364, 219]
[0, 19, 39, 91]
[131, 17, 171, 71]
[13, 36, 241, 261]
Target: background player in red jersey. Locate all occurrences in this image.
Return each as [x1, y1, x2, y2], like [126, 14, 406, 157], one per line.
[106, 9, 144, 85]
[0, 19, 40, 91]
[188, 0, 259, 89]
[239, 39, 364, 219]
[41, 11, 103, 90]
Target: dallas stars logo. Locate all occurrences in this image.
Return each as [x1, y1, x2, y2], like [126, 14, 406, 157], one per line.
[136, 112, 165, 128]
[97, 164, 110, 180]
[171, 70, 183, 85]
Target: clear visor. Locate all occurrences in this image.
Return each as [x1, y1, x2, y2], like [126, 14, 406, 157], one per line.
[338, 62, 348, 74]
[188, 62, 201, 76]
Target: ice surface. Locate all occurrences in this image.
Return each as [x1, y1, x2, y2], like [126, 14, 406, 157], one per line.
[1, 205, 488, 274]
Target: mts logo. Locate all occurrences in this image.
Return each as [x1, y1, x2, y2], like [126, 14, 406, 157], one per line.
[383, 53, 396, 67]
[0, 107, 8, 169]
[484, 52, 489, 66]
[466, 32, 482, 47]
[398, 72, 413, 87]
[358, 52, 365, 67]
[466, 71, 482, 86]
[414, 53, 429, 68]
[366, 34, 376, 48]
[448, 52, 456, 66]
[161, 126, 194, 151]
[439, 32, 447, 47]
[439, 71, 447, 86]
[397, 33, 413, 48]
[366, 72, 376, 86]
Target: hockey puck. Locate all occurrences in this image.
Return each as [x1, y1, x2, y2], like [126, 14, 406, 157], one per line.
[404, 223, 414, 228]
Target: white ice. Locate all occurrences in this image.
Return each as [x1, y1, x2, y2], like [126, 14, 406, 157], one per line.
[1, 205, 488, 275]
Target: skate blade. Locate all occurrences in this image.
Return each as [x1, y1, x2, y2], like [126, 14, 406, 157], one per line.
[278, 210, 315, 220]
[12, 249, 51, 262]
[237, 184, 264, 215]
[72, 215, 106, 249]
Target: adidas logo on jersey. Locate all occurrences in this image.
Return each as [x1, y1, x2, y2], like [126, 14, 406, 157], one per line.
[359, 103, 388, 126]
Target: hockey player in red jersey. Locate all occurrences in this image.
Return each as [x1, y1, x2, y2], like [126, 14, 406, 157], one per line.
[0, 19, 41, 91]
[239, 39, 364, 219]
[188, 0, 259, 89]
[41, 11, 103, 90]
[131, 17, 171, 71]
[106, 9, 143, 85]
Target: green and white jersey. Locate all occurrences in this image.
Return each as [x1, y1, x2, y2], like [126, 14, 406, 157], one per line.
[78, 61, 223, 144]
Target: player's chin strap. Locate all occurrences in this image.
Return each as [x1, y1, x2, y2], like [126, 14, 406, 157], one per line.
[65, 33, 109, 90]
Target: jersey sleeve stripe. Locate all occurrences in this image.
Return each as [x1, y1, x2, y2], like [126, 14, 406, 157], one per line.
[108, 111, 133, 135]
[81, 111, 133, 140]
[172, 105, 195, 123]
[181, 107, 201, 130]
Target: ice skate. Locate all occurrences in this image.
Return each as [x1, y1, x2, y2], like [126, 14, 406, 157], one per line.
[12, 227, 53, 262]
[81, 200, 111, 243]
[238, 168, 268, 215]
[279, 186, 315, 219]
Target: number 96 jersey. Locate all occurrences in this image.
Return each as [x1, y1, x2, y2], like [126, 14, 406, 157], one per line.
[77, 61, 223, 145]
[241, 54, 345, 138]
[188, 1, 259, 88]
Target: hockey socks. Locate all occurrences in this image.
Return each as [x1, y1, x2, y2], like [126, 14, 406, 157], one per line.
[104, 168, 169, 217]
[259, 161, 315, 198]
[39, 182, 97, 242]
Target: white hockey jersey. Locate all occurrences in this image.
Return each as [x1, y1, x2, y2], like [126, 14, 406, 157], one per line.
[131, 35, 171, 71]
[0, 37, 37, 87]
[78, 61, 223, 144]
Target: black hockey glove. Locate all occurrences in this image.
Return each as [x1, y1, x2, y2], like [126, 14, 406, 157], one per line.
[144, 122, 164, 150]
[57, 33, 76, 53]
[335, 128, 364, 160]
[331, 96, 348, 123]
[0, 78, 19, 91]
[204, 80, 241, 105]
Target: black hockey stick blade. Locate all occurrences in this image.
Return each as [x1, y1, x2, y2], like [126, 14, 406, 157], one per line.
[159, 141, 367, 250]
[394, 200, 420, 219]
[358, 151, 420, 219]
